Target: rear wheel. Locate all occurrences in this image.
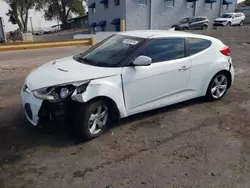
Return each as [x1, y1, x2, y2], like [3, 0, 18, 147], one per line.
[239, 21, 243, 26]
[183, 27, 188, 31]
[206, 72, 229, 101]
[75, 100, 110, 140]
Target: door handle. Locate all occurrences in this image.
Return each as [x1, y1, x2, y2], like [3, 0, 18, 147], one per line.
[179, 66, 189, 71]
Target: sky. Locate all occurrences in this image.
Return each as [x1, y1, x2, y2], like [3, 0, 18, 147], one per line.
[0, 0, 246, 32]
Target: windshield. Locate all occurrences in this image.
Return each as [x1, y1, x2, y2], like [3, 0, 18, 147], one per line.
[74, 34, 145, 67]
[221, 14, 233, 18]
[180, 18, 190, 24]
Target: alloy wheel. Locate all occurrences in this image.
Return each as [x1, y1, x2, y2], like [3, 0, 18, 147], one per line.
[211, 75, 228, 99]
[88, 104, 108, 135]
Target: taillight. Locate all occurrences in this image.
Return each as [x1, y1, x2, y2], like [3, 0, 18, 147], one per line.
[220, 46, 230, 56]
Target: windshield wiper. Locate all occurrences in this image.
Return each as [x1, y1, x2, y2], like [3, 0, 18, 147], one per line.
[77, 56, 96, 65]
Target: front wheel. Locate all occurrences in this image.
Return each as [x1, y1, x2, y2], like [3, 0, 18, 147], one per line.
[226, 22, 231, 27]
[206, 73, 229, 101]
[75, 100, 110, 140]
[201, 25, 208, 30]
[239, 21, 243, 26]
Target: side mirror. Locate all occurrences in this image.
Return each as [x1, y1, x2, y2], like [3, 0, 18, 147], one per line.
[133, 56, 152, 66]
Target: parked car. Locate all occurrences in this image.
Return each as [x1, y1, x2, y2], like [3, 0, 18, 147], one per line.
[213, 12, 245, 27]
[21, 30, 234, 140]
[171, 16, 209, 30]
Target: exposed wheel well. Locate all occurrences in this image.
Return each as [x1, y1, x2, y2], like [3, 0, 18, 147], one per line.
[86, 96, 121, 123]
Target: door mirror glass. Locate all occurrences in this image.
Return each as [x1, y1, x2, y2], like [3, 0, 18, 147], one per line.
[133, 56, 152, 66]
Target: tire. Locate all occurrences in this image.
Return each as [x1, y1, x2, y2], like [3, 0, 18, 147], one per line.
[75, 100, 110, 140]
[206, 72, 229, 101]
[183, 27, 188, 31]
[226, 22, 231, 27]
[239, 21, 243, 26]
[201, 25, 208, 30]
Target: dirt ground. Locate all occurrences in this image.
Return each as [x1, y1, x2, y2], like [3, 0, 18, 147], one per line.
[1, 28, 250, 188]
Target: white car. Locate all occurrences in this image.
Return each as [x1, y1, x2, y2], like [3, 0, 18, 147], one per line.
[21, 30, 234, 140]
[213, 12, 245, 27]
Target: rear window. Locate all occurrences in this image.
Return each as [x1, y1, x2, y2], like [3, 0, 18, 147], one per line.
[187, 38, 212, 56]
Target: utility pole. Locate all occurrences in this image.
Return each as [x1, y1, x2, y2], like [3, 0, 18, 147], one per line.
[30, 17, 34, 34]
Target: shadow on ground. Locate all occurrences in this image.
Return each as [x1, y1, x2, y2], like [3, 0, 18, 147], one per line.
[0, 97, 206, 167]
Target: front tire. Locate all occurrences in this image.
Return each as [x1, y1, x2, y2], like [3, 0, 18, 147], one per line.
[239, 21, 243, 26]
[201, 25, 208, 30]
[206, 72, 229, 101]
[226, 22, 231, 27]
[75, 100, 110, 140]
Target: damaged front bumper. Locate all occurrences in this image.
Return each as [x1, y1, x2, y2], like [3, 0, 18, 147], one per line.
[21, 84, 78, 126]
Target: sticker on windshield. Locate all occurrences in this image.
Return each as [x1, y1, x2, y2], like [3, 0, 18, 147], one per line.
[123, 39, 139, 45]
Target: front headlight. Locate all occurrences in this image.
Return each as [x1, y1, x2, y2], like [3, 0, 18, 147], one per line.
[33, 81, 90, 102]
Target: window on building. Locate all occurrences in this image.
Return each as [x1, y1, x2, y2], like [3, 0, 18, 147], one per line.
[222, 4, 229, 10]
[114, 0, 120, 6]
[92, 8, 96, 14]
[166, 0, 174, 7]
[139, 38, 185, 63]
[137, 0, 147, 5]
[187, 38, 212, 56]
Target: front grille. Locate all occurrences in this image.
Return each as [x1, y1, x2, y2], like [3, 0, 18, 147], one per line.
[25, 103, 33, 120]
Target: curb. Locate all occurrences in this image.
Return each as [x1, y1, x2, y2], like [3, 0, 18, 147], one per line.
[0, 39, 92, 52]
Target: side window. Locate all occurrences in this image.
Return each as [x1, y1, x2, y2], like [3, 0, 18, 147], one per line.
[188, 38, 211, 56]
[140, 38, 185, 63]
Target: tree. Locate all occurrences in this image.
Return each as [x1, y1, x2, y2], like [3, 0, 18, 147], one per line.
[4, 0, 37, 32]
[36, 0, 86, 29]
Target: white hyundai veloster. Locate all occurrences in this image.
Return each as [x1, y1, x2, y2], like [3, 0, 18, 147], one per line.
[21, 30, 234, 140]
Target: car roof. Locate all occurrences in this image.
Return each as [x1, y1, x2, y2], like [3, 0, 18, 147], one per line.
[119, 30, 214, 40]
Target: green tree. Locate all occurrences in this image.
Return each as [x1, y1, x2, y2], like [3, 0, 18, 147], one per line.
[4, 0, 37, 32]
[36, 0, 86, 29]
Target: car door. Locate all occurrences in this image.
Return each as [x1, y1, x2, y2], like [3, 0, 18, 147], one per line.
[231, 14, 238, 25]
[189, 18, 198, 29]
[122, 38, 192, 115]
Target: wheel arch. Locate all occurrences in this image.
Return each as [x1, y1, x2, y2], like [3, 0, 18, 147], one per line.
[205, 69, 232, 94]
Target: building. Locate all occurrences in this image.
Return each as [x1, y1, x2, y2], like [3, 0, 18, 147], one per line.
[237, 6, 250, 23]
[67, 14, 89, 29]
[51, 14, 89, 31]
[88, 0, 237, 32]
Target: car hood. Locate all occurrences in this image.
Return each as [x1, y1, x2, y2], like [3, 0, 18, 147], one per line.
[214, 18, 230, 22]
[26, 56, 122, 90]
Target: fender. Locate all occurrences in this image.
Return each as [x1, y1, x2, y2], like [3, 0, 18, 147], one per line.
[71, 75, 128, 118]
[200, 59, 231, 96]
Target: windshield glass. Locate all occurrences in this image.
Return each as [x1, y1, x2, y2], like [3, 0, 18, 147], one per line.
[221, 14, 233, 18]
[180, 18, 190, 24]
[74, 34, 145, 67]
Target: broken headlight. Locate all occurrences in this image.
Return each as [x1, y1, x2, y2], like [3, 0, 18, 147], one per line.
[33, 85, 75, 103]
[33, 81, 90, 103]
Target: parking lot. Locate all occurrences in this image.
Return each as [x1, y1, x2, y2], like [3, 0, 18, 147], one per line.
[1, 28, 250, 188]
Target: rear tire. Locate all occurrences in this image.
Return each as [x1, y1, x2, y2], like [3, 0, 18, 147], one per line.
[183, 27, 188, 31]
[239, 21, 243, 26]
[206, 72, 229, 101]
[75, 100, 110, 140]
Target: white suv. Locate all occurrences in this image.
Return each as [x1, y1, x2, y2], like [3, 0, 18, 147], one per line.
[213, 12, 245, 27]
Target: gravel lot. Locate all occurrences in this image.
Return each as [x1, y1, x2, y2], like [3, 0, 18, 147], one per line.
[1, 28, 250, 188]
